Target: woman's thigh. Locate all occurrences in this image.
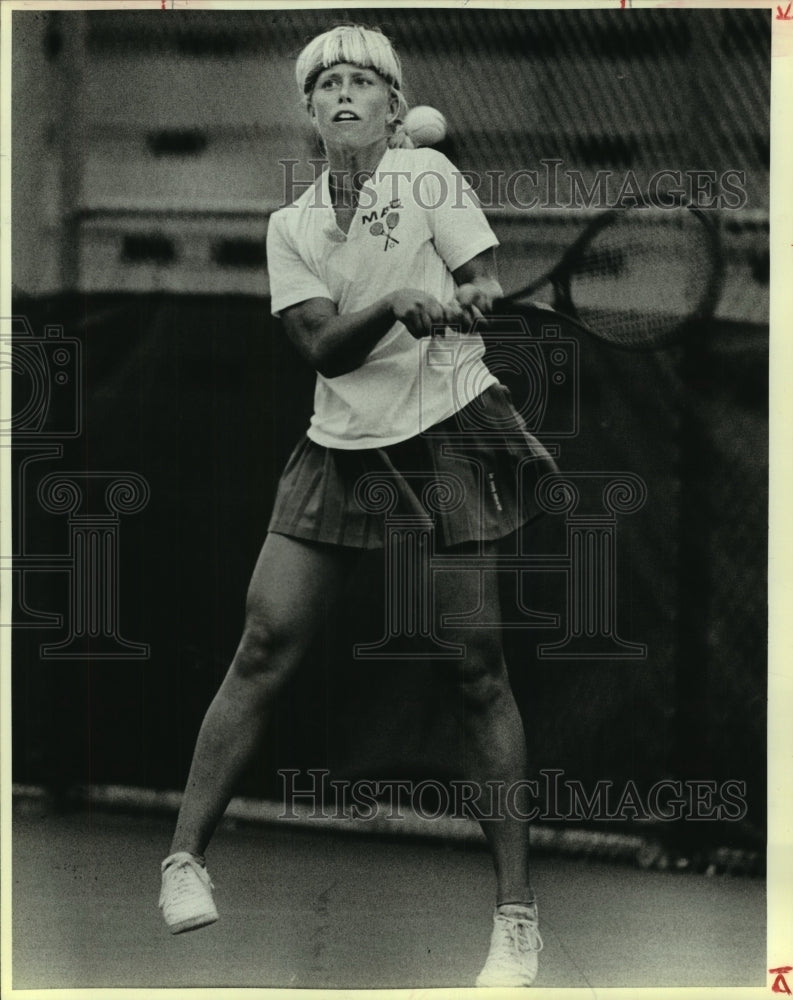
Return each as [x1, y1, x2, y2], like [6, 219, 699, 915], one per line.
[431, 541, 506, 672]
[239, 532, 359, 661]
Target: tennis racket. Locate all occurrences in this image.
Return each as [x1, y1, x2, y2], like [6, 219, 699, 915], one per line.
[495, 202, 724, 351]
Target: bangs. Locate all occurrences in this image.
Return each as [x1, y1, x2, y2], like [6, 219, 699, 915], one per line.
[296, 25, 403, 98]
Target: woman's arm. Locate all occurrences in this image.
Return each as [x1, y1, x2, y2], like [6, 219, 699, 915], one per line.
[280, 250, 501, 380]
[280, 290, 465, 379]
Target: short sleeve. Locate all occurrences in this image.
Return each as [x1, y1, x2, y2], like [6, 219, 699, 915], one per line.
[417, 151, 499, 273]
[266, 210, 333, 317]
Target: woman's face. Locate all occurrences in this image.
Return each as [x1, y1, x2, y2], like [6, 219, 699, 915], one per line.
[310, 63, 397, 151]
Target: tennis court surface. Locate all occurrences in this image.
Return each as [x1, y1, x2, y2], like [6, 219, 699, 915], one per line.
[12, 802, 764, 991]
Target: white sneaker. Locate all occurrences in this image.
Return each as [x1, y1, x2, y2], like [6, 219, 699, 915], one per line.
[159, 852, 219, 934]
[476, 901, 543, 987]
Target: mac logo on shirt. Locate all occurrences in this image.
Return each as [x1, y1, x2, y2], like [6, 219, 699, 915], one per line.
[367, 212, 401, 251]
[364, 200, 403, 252]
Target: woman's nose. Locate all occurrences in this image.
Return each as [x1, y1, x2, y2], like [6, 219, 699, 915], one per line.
[337, 81, 352, 101]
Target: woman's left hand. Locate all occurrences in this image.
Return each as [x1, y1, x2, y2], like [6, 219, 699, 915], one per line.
[454, 280, 502, 330]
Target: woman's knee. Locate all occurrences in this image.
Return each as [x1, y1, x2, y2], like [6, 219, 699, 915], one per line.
[230, 614, 305, 685]
[443, 646, 510, 711]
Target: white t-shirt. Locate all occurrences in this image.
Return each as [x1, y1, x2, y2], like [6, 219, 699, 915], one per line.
[267, 147, 499, 450]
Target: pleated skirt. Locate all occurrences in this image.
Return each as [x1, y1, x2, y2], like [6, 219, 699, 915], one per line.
[268, 384, 559, 550]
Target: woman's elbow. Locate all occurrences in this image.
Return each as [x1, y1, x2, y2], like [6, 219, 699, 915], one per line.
[296, 324, 363, 378]
[316, 359, 358, 379]
[310, 344, 355, 379]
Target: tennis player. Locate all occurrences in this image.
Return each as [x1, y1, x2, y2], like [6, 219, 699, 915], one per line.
[159, 24, 555, 989]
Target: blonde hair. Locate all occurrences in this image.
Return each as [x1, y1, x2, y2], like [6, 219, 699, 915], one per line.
[296, 24, 409, 124]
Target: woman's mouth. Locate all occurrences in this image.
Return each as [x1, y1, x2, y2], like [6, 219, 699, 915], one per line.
[333, 111, 361, 122]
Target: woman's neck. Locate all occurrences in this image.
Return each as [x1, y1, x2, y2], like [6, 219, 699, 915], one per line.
[325, 139, 388, 204]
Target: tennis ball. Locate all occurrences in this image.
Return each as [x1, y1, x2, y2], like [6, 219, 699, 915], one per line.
[403, 106, 447, 147]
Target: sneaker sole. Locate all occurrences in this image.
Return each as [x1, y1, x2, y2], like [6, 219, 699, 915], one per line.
[167, 911, 219, 935]
[475, 975, 535, 988]
[476, 969, 537, 988]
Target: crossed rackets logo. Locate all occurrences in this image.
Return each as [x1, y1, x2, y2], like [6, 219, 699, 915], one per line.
[370, 212, 400, 250]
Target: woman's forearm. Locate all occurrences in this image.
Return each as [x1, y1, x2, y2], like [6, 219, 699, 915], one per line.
[284, 288, 459, 379]
[309, 296, 398, 378]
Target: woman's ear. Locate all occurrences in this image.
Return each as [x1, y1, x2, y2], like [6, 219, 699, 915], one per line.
[387, 89, 400, 123]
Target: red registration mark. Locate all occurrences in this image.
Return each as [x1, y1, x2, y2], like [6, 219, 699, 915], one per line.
[770, 967, 793, 995]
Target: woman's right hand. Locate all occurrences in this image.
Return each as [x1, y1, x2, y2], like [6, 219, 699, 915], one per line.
[389, 289, 466, 339]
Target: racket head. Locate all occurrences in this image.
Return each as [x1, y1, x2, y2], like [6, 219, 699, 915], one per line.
[560, 204, 724, 351]
[386, 212, 399, 228]
[369, 222, 384, 235]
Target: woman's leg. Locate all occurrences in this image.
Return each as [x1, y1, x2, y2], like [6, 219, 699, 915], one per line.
[433, 543, 542, 985]
[433, 543, 532, 905]
[169, 532, 357, 858]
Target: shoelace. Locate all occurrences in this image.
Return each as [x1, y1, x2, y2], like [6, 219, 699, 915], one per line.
[487, 913, 543, 969]
[160, 857, 214, 907]
[175, 858, 212, 885]
[511, 916, 543, 954]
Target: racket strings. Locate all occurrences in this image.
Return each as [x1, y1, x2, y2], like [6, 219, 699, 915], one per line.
[568, 212, 719, 348]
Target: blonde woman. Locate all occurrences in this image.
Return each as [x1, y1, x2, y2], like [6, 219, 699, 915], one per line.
[159, 25, 553, 988]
